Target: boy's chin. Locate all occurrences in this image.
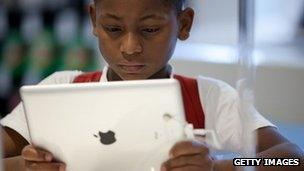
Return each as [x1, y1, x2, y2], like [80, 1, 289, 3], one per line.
[119, 74, 149, 81]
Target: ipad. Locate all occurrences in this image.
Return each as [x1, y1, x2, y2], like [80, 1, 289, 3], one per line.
[20, 79, 188, 171]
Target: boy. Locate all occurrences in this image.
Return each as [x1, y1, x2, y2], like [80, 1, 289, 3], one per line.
[1, 0, 303, 170]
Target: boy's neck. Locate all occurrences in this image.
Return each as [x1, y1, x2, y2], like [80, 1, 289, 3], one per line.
[149, 65, 172, 79]
[107, 65, 172, 81]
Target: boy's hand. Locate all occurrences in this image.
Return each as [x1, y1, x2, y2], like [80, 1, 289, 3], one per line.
[21, 145, 66, 171]
[161, 141, 214, 171]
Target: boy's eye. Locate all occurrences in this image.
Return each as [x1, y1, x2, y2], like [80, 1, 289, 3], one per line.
[141, 27, 160, 34]
[104, 26, 123, 33]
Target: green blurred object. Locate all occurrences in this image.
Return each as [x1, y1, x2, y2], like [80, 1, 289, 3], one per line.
[60, 36, 97, 72]
[1, 30, 27, 87]
[30, 29, 58, 76]
[23, 29, 60, 85]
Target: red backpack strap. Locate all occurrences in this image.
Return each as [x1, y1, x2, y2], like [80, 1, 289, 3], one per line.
[73, 71, 103, 83]
[174, 74, 205, 129]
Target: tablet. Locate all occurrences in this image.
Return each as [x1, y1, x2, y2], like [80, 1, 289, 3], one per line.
[20, 79, 188, 171]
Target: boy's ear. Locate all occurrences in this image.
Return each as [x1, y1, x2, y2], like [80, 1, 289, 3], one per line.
[89, 3, 98, 37]
[178, 7, 194, 41]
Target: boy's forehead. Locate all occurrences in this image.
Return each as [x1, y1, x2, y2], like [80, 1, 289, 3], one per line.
[95, 0, 173, 16]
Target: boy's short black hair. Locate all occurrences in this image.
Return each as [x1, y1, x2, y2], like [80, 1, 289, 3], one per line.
[94, 0, 185, 13]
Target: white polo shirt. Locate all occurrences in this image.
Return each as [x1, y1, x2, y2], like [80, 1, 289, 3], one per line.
[0, 66, 274, 153]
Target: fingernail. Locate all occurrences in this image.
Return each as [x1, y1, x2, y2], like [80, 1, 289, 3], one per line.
[161, 166, 167, 171]
[45, 153, 52, 161]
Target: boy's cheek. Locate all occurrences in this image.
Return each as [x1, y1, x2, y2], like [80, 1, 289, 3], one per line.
[97, 40, 119, 58]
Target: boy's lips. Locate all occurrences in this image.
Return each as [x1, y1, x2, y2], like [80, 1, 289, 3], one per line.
[117, 63, 146, 73]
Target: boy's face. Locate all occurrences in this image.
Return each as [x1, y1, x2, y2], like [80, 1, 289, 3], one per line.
[90, 0, 193, 80]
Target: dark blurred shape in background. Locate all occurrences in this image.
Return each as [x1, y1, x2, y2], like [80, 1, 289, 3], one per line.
[0, 0, 99, 117]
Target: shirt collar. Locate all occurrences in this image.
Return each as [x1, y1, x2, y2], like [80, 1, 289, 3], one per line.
[100, 65, 174, 82]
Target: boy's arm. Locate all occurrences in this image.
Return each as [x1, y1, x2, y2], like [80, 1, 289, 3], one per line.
[1, 126, 29, 158]
[1, 126, 28, 170]
[162, 127, 303, 171]
[2, 127, 65, 171]
[255, 126, 304, 170]
[3, 156, 26, 171]
[215, 126, 304, 171]
[255, 126, 303, 156]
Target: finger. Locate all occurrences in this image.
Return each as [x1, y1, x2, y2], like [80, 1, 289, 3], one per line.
[163, 154, 208, 168]
[169, 141, 209, 158]
[22, 145, 53, 162]
[162, 165, 203, 171]
[25, 161, 66, 171]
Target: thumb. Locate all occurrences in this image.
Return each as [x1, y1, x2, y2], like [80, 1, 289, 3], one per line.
[22, 145, 53, 162]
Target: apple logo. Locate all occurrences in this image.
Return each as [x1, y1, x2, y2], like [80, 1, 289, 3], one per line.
[94, 130, 116, 145]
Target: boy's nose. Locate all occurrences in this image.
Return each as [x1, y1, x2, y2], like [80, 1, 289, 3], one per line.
[120, 33, 142, 55]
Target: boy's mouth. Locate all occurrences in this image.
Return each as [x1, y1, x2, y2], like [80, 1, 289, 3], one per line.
[117, 63, 146, 74]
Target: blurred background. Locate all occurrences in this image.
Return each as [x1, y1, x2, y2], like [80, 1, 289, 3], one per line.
[0, 0, 303, 149]
[0, 0, 101, 116]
